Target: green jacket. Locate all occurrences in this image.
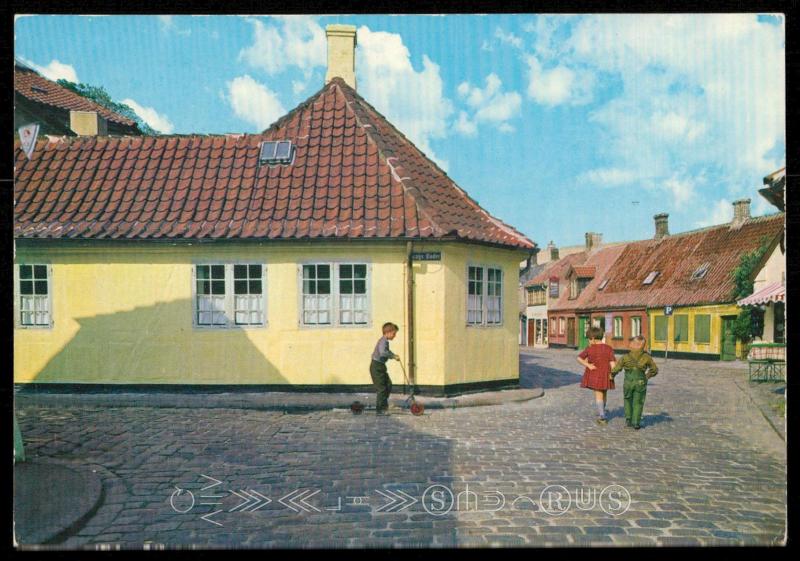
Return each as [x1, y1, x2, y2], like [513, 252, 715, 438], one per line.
[611, 350, 658, 378]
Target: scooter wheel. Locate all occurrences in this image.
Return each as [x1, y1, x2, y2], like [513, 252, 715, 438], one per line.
[410, 402, 424, 416]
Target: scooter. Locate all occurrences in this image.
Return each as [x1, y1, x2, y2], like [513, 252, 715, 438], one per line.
[398, 358, 425, 416]
[350, 358, 424, 416]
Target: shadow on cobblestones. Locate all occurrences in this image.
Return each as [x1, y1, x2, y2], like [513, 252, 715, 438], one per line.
[519, 354, 582, 390]
[16, 405, 460, 548]
[604, 407, 674, 428]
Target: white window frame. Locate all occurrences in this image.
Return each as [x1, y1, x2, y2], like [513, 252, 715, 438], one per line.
[14, 263, 54, 329]
[559, 317, 565, 335]
[298, 260, 372, 328]
[192, 262, 267, 329]
[631, 316, 642, 338]
[613, 316, 623, 338]
[466, 264, 504, 327]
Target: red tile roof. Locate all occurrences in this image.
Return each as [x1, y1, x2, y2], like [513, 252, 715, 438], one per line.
[526, 252, 587, 287]
[570, 265, 596, 278]
[587, 214, 785, 309]
[15, 64, 138, 127]
[14, 78, 534, 249]
[549, 244, 629, 312]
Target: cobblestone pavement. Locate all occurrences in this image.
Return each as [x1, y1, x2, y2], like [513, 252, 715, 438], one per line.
[16, 348, 786, 548]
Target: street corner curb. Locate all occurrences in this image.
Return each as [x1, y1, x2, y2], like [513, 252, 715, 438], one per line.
[14, 460, 104, 547]
[390, 387, 545, 410]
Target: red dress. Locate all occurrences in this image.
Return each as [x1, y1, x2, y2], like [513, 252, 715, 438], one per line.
[579, 343, 616, 390]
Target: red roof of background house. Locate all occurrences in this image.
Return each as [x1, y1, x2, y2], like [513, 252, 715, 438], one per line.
[15, 64, 138, 127]
[14, 78, 534, 249]
[587, 213, 784, 309]
[570, 265, 596, 278]
[526, 252, 587, 287]
[548, 244, 629, 312]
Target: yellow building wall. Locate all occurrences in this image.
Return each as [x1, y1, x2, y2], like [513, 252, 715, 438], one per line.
[442, 244, 524, 386]
[648, 304, 742, 357]
[14, 240, 522, 388]
[14, 241, 415, 386]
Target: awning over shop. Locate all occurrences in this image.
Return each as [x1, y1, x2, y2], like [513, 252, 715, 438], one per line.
[737, 281, 785, 307]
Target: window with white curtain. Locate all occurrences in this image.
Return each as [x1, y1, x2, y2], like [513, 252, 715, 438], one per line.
[17, 264, 51, 327]
[338, 263, 368, 325]
[467, 265, 503, 326]
[195, 263, 266, 328]
[301, 262, 370, 326]
[302, 264, 332, 325]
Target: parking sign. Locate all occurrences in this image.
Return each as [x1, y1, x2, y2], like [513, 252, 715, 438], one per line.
[664, 306, 673, 316]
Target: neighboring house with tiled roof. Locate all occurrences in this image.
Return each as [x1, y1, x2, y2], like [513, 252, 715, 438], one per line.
[737, 168, 787, 347]
[520, 232, 625, 348]
[546, 243, 629, 350]
[13, 25, 534, 395]
[549, 203, 784, 359]
[14, 62, 142, 136]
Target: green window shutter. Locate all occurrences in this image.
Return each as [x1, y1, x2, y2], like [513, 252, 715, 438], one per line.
[674, 315, 689, 342]
[654, 316, 667, 341]
[694, 314, 711, 344]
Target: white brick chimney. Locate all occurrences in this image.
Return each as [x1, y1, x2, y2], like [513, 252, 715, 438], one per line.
[585, 232, 603, 250]
[654, 213, 669, 240]
[731, 198, 751, 229]
[325, 24, 357, 90]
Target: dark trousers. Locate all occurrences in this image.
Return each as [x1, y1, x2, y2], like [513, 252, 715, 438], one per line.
[623, 370, 648, 426]
[370, 360, 392, 411]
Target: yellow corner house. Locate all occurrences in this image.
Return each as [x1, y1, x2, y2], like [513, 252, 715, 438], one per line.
[13, 25, 535, 395]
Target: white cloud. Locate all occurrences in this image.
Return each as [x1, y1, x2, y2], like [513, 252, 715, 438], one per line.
[565, 14, 784, 179]
[23, 58, 79, 83]
[456, 73, 521, 134]
[225, 75, 286, 130]
[520, 14, 784, 219]
[696, 198, 732, 227]
[356, 25, 453, 170]
[121, 98, 175, 134]
[661, 176, 696, 206]
[526, 54, 593, 106]
[238, 16, 325, 76]
[578, 167, 637, 186]
[158, 15, 191, 36]
[495, 27, 523, 49]
[454, 111, 477, 137]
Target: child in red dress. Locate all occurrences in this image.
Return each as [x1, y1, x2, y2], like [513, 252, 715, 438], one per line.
[576, 326, 617, 425]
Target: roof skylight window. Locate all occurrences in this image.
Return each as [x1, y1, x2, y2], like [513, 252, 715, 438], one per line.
[642, 271, 659, 285]
[691, 263, 710, 280]
[260, 140, 294, 165]
[598, 279, 609, 290]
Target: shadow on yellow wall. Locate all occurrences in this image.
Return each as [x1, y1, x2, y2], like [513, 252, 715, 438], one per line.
[25, 299, 288, 386]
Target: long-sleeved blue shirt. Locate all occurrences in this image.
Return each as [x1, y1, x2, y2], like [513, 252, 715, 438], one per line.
[371, 336, 397, 363]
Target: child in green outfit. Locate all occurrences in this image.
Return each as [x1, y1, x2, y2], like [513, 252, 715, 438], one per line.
[610, 335, 658, 430]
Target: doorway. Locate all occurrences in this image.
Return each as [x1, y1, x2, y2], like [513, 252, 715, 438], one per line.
[567, 317, 576, 347]
[578, 316, 590, 349]
[721, 316, 737, 361]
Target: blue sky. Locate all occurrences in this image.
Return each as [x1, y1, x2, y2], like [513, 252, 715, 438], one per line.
[15, 14, 785, 249]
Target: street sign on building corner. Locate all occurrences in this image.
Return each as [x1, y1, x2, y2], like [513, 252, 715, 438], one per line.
[410, 251, 441, 261]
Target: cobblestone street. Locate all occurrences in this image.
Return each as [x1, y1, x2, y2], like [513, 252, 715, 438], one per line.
[15, 348, 786, 548]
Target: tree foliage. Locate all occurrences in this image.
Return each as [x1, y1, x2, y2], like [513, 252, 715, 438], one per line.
[57, 79, 158, 135]
[730, 237, 772, 342]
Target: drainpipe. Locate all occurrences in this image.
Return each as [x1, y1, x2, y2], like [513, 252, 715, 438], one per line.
[406, 241, 416, 391]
